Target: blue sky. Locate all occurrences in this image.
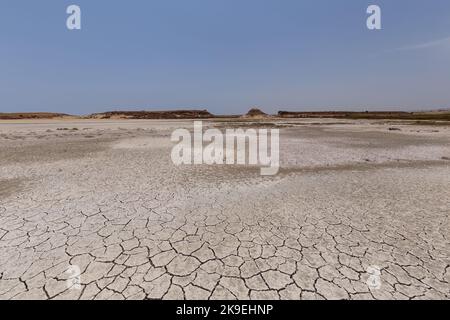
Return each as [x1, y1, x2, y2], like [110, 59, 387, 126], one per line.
[1, 0, 450, 115]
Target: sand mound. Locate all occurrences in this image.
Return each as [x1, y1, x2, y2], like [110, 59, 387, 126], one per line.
[242, 108, 270, 119]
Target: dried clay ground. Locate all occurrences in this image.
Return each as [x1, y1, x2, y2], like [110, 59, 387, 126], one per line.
[0, 119, 449, 300]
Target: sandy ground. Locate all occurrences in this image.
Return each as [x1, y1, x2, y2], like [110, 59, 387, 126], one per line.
[0, 119, 449, 300]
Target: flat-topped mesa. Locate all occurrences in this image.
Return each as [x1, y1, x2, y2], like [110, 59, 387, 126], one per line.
[89, 109, 214, 119]
[277, 111, 412, 119]
[0, 112, 73, 120]
[277, 110, 450, 120]
[242, 108, 270, 119]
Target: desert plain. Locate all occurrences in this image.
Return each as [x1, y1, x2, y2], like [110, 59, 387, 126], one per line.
[0, 118, 449, 300]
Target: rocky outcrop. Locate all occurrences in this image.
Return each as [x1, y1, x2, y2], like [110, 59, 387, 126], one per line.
[89, 110, 214, 120]
[0, 113, 72, 120]
[241, 108, 270, 119]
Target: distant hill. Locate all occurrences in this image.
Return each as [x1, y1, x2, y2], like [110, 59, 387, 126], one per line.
[277, 110, 450, 121]
[241, 108, 270, 119]
[89, 110, 214, 119]
[0, 112, 72, 120]
[2, 109, 449, 121]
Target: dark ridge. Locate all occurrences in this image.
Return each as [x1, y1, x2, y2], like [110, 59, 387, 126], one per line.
[89, 110, 214, 119]
[277, 111, 450, 121]
[0, 113, 71, 120]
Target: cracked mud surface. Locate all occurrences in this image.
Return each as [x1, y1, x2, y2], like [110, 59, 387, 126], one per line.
[0, 119, 449, 300]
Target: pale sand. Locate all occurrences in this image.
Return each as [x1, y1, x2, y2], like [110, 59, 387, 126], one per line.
[0, 119, 449, 300]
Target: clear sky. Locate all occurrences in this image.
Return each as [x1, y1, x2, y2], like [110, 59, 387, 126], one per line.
[1, 0, 450, 115]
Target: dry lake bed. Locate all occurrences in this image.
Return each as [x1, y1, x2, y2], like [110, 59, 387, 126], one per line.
[0, 119, 449, 300]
